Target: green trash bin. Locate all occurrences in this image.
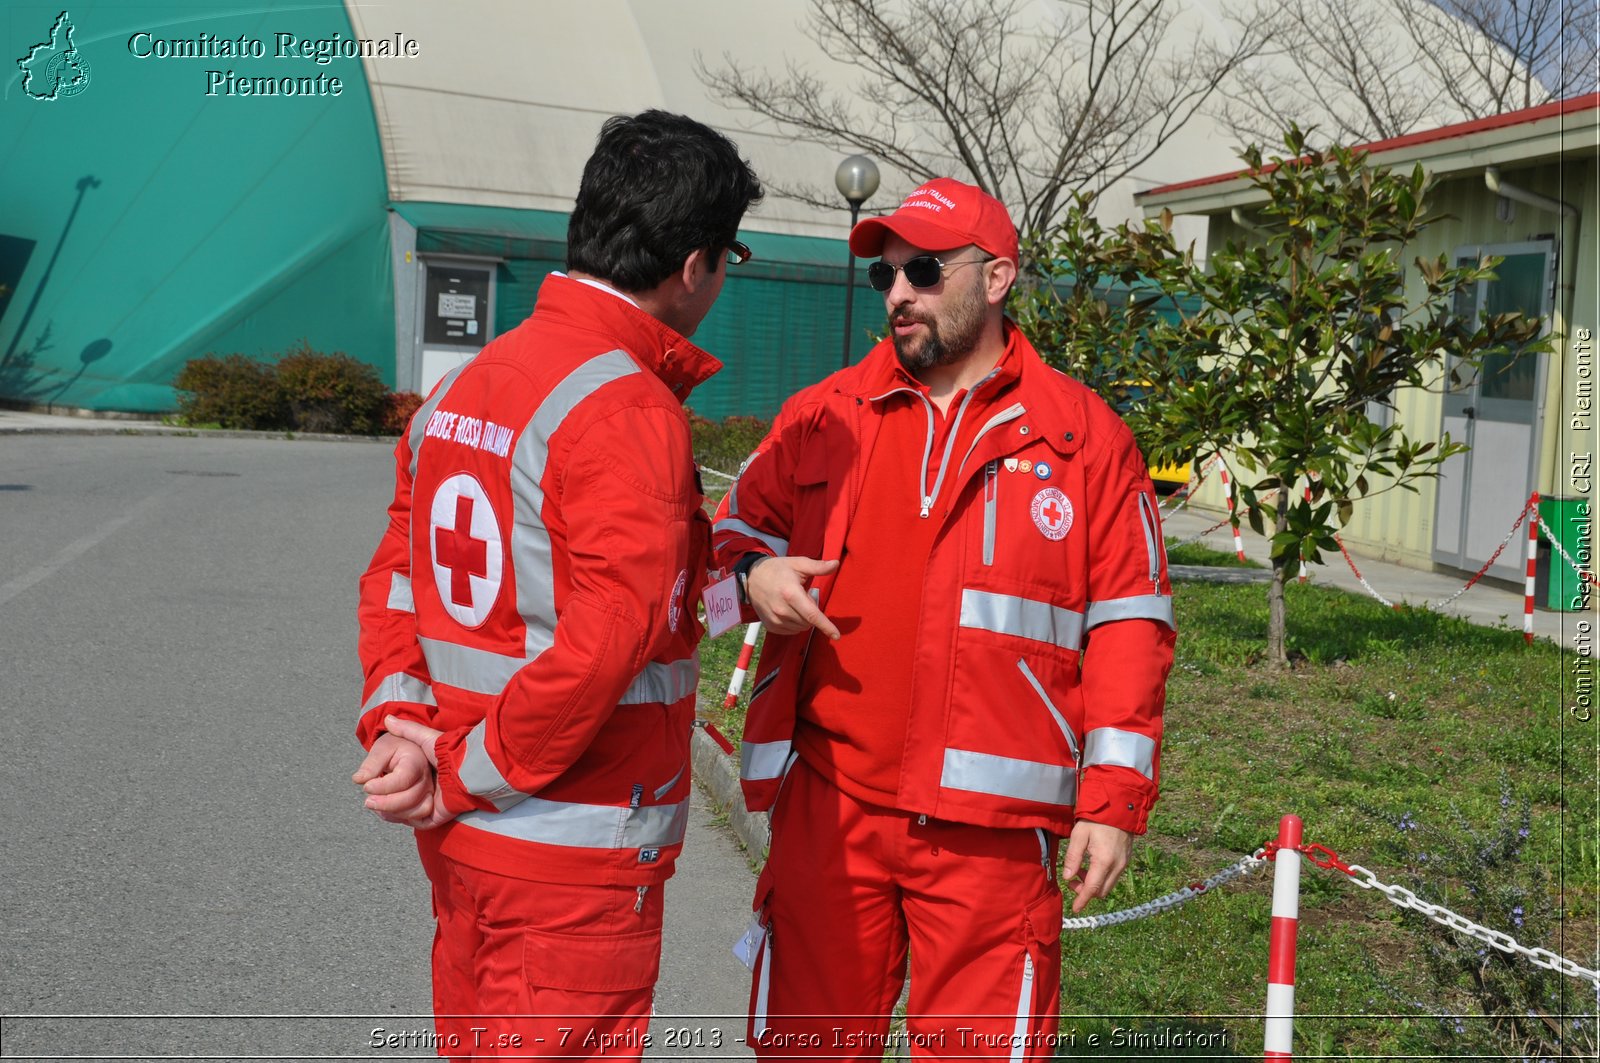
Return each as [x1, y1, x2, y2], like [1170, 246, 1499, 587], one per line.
[1538, 496, 1593, 611]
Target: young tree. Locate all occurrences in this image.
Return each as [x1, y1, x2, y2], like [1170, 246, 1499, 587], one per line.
[698, 0, 1271, 250]
[1022, 127, 1548, 667]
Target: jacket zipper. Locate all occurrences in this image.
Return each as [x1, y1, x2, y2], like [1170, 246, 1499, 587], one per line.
[1015, 658, 1080, 763]
[1135, 492, 1160, 587]
[983, 461, 998, 565]
[868, 372, 997, 520]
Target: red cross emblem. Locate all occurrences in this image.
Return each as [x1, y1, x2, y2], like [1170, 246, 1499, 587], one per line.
[429, 473, 503, 626]
[435, 496, 487, 607]
[1030, 487, 1073, 542]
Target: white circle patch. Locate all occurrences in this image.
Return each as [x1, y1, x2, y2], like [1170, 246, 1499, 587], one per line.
[668, 569, 688, 632]
[1031, 487, 1074, 541]
[429, 473, 504, 628]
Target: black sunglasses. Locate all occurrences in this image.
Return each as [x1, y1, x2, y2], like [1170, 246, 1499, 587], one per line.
[726, 239, 752, 266]
[866, 254, 993, 292]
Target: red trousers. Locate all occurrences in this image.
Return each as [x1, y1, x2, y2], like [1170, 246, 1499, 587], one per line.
[747, 758, 1063, 1061]
[416, 832, 663, 1061]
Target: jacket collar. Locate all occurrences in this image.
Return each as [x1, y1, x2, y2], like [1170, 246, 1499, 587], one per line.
[533, 273, 722, 401]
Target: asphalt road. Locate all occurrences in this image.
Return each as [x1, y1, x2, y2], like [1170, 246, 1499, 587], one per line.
[0, 433, 755, 1060]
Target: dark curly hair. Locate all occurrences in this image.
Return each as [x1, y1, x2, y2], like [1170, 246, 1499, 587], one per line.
[566, 110, 764, 291]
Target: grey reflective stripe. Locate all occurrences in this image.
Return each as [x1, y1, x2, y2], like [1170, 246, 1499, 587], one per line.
[418, 636, 531, 695]
[1016, 658, 1079, 761]
[1082, 727, 1157, 779]
[618, 655, 700, 705]
[387, 572, 414, 613]
[457, 719, 527, 811]
[361, 672, 437, 713]
[408, 362, 472, 478]
[1085, 594, 1175, 631]
[456, 794, 690, 850]
[712, 517, 789, 557]
[960, 589, 1085, 651]
[941, 748, 1076, 807]
[741, 739, 793, 783]
[511, 349, 642, 660]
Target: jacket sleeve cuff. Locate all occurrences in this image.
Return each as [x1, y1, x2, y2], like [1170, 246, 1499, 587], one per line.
[432, 727, 496, 816]
[1074, 767, 1158, 834]
[355, 701, 435, 750]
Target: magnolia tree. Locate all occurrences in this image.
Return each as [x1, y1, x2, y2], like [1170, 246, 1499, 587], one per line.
[1019, 127, 1547, 667]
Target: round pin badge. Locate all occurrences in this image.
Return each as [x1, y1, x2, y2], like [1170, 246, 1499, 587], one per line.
[1018, 459, 1033, 474]
[1034, 462, 1052, 480]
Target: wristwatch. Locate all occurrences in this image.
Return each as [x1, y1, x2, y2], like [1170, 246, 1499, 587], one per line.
[732, 552, 770, 605]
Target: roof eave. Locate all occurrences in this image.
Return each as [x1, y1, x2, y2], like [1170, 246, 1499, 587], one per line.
[1138, 105, 1599, 218]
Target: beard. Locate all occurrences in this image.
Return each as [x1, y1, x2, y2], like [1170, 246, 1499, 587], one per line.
[890, 278, 988, 373]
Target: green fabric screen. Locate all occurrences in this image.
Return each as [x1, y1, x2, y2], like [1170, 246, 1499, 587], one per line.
[0, 0, 392, 411]
[391, 200, 883, 421]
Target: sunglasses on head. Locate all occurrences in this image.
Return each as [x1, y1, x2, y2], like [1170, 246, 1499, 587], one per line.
[866, 254, 993, 292]
[726, 239, 752, 266]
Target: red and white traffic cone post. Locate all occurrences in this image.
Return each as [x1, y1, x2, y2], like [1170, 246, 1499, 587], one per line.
[1524, 492, 1540, 645]
[1265, 814, 1303, 1061]
[723, 622, 761, 709]
[1217, 456, 1246, 562]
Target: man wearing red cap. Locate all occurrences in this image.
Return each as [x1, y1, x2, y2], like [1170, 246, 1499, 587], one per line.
[712, 178, 1175, 1058]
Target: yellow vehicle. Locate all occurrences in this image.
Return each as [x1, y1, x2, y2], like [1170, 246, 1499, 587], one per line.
[1109, 382, 1192, 493]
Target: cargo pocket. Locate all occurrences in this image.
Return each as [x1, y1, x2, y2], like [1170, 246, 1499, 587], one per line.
[522, 922, 662, 993]
[1008, 888, 1063, 1060]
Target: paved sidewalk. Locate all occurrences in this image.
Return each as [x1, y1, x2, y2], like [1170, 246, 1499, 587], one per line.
[1160, 503, 1593, 647]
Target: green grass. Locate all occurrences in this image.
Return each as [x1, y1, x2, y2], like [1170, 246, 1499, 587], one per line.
[697, 577, 1596, 1059]
[1164, 536, 1264, 568]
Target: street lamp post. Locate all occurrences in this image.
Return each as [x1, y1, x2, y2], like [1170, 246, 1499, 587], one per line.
[834, 154, 880, 368]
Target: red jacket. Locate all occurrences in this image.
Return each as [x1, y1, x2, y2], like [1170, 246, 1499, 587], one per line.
[712, 327, 1175, 835]
[357, 275, 717, 885]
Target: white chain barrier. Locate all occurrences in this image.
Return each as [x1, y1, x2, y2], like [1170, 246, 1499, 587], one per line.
[1342, 862, 1600, 987]
[1059, 839, 1600, 989]
[1534, 510, 1600, 592]
[698, 464, 737, 483]
[1061, 849, 1267, 930]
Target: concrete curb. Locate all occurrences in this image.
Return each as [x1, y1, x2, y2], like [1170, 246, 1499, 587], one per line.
[1170, 563, 1272, 584]
[690, 725, 769, 862]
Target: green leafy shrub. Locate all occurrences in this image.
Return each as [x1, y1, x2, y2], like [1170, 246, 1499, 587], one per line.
[690, 410, 771, 474]
[382, 391, 424, 436]
[274, 341, 389, 434]
[173, 354, 286, 430]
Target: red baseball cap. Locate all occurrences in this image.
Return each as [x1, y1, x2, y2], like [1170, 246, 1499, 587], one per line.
[849, 177, 1019, 265]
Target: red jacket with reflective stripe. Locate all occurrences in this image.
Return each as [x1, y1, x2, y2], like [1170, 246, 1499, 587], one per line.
[357, 276, 717, 885]
[712, 327, 1175, 836]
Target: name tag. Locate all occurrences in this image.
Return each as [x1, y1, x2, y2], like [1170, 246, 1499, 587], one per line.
[702, 573, 740, 637]
[732, 912, 767, 971]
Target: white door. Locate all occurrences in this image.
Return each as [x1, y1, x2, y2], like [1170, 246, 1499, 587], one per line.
[1433, 242, 1552, 578]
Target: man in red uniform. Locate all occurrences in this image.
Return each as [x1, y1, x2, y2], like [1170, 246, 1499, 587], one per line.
[713, 179, 1175, 1060]
[351, 110, 762, 1059]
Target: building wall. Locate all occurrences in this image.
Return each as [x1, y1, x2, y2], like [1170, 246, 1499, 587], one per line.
[1184, 151, 1598, 572]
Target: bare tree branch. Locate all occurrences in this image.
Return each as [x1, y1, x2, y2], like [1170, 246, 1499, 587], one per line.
[697, 0, 1273, 250]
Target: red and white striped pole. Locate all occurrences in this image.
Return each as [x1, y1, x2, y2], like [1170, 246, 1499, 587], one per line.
[1265, 814, 1303, 1061]
[1524, 492, 1540, 645]
[1298, 484, 1312, 584]
[723, 622, 762, 709]
[1217, 456, 1246, 561]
